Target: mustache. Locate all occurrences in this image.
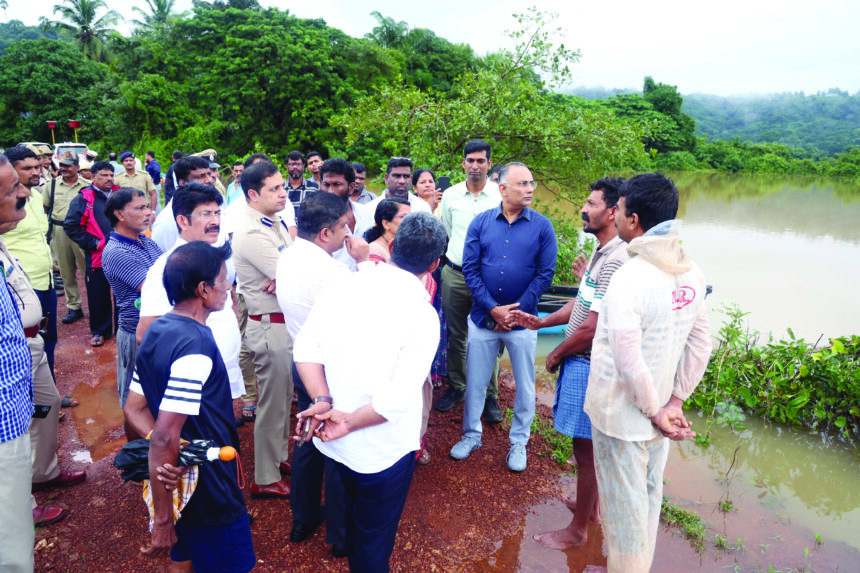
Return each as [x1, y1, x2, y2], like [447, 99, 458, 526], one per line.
[581, 213, 590, 223]
[15, 196, 26, 210]
[205, 224, 220, 234]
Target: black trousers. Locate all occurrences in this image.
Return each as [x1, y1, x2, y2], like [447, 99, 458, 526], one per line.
[34, 288, 57, 379]
[290, 363, 345, 546]
[338, 451, 416, 573]
[85, 267, 113, 338]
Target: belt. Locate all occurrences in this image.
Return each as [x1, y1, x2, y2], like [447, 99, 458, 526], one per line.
[248, 312, 285, 324]
[24, 325, 39, 338]
[446, 261, 463, 273]
[51, 219, 64, 227]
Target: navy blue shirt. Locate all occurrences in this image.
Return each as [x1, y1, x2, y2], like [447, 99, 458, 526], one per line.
[133, 314, 246, 527]
[462, 204, 557, 329]
[102, 232, 163, 333]
[145, 159, 161, 185]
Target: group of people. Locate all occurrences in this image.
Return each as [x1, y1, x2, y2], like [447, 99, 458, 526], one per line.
[0, 134, 711, 573]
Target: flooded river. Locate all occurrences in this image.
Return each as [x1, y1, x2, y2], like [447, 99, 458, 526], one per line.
[487, 172, 860, 571]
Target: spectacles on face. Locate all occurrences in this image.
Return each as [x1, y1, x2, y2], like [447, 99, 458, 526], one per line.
[192, 209, 222, 221]
[510, 180, 537, 191]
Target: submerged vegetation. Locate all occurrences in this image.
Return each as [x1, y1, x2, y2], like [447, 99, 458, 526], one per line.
[690, 305, 860, 444]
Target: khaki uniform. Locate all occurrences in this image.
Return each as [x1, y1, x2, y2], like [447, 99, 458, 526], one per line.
[0, 238, 61, 485]
[115, 169, 156, 208]
[232, 204, 294, 485]
[214, 178, 227, 198]
[43, 176, 89, 311]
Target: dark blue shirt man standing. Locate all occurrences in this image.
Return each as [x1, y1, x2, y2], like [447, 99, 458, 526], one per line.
[450, 161, 556, 472]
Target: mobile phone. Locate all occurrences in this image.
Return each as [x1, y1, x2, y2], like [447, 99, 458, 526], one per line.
[33, 404, 52, 419]
[438, 176, 451, 191]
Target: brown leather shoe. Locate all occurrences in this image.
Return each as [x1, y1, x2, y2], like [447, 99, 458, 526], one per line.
[33, 505, 68, 527]
[250, 479, 290, 499]
[279, 461, 292, 475]
[32, 469, 87, 492]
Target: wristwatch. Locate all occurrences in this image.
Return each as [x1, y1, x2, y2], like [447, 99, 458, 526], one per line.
[312, 396, 333, 406]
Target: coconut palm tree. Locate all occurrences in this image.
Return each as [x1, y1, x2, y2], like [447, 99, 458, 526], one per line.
[39, 0, 122, 61]
[131, 0, 184, 29]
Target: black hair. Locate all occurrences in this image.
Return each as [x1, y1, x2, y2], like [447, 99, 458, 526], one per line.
[172, 150, 183, 161]
[286, 150, 305, 164]
[297, 192, 348, 240]
[3, 146, 38, 166]
[105, 187, 146, 228]
[109, 152, 118, 161]
[489, 165, 503, 179]
[172, 182, 223, 232]
[305, 151, 322, 162]
[385, 156, 412, 174]
[243, 153, 271, 169]
[351, 162, 366, 174]
[163, 241, 232, 306]
[364, 198, 409, 243]
[589, 177, 626, 209]
[618, 173, 679, 232]
[411, 168, 435, 187]
[240, 161, 279, 199]
[319, 158, 355, 185]
[232, 161, 244, 168]
[464, 139, 491, 159]
[174, 155, 210, 183]
[391, 213, 447, 275]
[91, 160, 114, 176]
[146, 151, 155, 159]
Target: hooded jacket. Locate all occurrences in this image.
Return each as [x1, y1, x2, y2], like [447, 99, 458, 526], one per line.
[63, 184, 115, 269]
[584, 220, 712, 442]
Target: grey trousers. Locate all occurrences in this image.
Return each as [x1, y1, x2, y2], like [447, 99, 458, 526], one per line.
[116, 328, 137, 409]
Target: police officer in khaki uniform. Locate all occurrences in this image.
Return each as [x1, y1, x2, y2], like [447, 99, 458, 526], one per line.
[42, 151, 89, 324]
[114, 152, 157, 211]
[232, 160, 293, 498]
[0, 224, 85, 527]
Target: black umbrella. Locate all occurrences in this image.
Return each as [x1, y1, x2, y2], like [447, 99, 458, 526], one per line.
[114, 438, 236, 482]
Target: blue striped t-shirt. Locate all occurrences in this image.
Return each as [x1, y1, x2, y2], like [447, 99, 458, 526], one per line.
[102, 232, 163, 334]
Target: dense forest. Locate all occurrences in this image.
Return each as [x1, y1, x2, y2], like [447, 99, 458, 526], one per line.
[1, 1, 858, 184]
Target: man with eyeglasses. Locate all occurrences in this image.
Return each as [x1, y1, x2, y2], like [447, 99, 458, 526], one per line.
[365, 157, 432, 217]
[437, 139, 503, 420]
[449, 162, 557, 472]
[133, 182, 245, 414]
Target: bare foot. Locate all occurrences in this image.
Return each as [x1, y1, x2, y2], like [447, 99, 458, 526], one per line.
[562, 496, 600, 524]
[584, 566, 607, 573]
[533, 527, 587, 550]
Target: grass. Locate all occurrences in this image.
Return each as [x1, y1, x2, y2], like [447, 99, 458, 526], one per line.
[660, 497, 708, 551]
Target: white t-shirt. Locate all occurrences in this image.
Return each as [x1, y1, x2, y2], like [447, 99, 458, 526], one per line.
[333, 200, 373, 271]
[139, 238, 244, 399]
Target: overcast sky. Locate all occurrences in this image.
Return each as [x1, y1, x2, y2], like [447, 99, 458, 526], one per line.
[11, 0, 860, 96]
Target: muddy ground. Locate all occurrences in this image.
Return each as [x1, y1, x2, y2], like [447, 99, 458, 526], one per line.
[33, 292, 858, 572]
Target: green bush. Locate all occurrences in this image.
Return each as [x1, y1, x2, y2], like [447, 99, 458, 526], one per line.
[690, 305, 860, 442]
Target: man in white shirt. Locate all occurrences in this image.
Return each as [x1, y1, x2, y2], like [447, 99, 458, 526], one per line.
[293, 212, 445, 572]
[133, 183, 244, 401]
[365, 157, 432, 217]
[276, 192, 370, 558]
[583, 173, 711, 573]
[151, 156, 215, 252]
[317, 158, 373, 270]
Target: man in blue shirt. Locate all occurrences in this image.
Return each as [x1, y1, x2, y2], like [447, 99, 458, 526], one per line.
[450, 162, 557, 472]
[102, 188, 163, 408]
[0, 154, 39, 572]
[145, 151, 162, 187]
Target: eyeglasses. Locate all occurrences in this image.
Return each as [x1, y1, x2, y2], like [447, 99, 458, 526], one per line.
[192, 210, 222, 220]
[511, 180, 538, 191]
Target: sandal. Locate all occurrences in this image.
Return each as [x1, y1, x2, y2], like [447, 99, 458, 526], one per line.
[61, 396, 79, 408]
[241, 404, 257, 422]
[90, 334, 104, 347]
[417, 449, 431, 465]
[58, 411, 66, 422]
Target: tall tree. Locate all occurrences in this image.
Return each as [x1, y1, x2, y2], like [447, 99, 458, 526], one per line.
[132, 0, 183, 29]
[39, 0, 121, 61]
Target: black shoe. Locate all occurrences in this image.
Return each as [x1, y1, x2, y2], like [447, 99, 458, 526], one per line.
[435, 387, 466, 412]
[483, 395, 503, 423]
[61, 309, 83, 324]
[290, 508, 326, 543]
[331, 544, 348, 559]
[235, 416, 244, 427]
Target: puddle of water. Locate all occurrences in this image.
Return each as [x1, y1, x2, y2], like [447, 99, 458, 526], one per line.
[70, 370, 125, 462]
